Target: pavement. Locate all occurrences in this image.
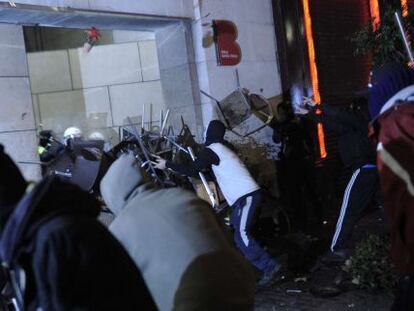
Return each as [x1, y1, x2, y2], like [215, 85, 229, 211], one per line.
[255, 283, 392, 311]
[254, 208, 393, 310]
[99, 195, 393, 310]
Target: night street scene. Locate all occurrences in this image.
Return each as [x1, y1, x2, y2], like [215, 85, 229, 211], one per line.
[0, 0, 413, 310]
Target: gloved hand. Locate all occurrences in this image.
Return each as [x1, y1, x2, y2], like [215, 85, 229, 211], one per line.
[294, 105, 310, 115]
[154, 155, 167, 170]
[303, 96, 316, 106]
[294, 96, 317, 115]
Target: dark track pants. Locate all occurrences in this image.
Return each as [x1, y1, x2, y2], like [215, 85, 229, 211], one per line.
[330, 166, 379, 251]
[391, 275, 414, 311]
[230, 190, 278, 273]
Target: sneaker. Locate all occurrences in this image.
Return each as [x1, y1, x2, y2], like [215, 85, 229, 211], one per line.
[257, 264, 286, 286]
[321, 249, 349, 264]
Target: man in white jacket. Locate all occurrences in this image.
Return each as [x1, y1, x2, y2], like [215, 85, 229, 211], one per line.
[155, 120, 281, 285]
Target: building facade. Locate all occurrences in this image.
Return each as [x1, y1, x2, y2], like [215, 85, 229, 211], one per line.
[0, 0, 281, 180]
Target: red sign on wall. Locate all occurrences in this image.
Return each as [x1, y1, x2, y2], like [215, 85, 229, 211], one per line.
[213, 20, 242, 66]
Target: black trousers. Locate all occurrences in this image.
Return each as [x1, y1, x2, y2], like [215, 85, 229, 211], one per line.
[330, 166, 379, 251]
[277, 158, 321, 232]
[392, 274, 414, 311]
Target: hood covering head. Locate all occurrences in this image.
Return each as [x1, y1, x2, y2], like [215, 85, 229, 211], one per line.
[0, 144, 27, 229]
[100, 153, 151, 215]
[369, 63, 414, 119]
[0, 176, 101, 265]
[205, 120, 226, 146]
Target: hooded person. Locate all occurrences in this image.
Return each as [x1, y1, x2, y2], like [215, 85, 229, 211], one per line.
[100, 152, 255, 311]
[272, 101, 321, 233]
[0, 144, 157, 311]
[0, 144, 27, 304]
[0, 144, 27, 232]
[368, 63, 414, 311]
[154, 120, 281, 286]
[297, 97, 381, 263]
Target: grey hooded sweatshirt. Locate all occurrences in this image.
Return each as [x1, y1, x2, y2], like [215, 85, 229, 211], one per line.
[100, 153, 255, 311]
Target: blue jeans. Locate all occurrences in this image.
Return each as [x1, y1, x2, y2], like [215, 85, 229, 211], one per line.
[230, 190, 278, 273]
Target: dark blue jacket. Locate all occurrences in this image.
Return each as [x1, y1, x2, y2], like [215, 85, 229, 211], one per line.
[305, 104, 376, 170]
[0, 176, 156, 311]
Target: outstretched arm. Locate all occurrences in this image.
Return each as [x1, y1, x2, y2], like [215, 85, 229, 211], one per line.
[298, 97, 357, 134]
[155, 148, 219, 178]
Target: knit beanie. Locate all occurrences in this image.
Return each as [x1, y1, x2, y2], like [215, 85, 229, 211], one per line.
[205, 120, 226, 146]
[368, 63, 414, 119]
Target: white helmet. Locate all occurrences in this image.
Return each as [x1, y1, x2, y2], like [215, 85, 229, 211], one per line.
[63, 126, 83, 140]
[88, 131, 105, 141]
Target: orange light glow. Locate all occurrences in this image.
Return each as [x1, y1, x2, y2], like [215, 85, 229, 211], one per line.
[401, 0, 408, 17]
[317, 123, 327, 158]
[370, 0, 381, 30]
[302, 0, 327, 159]
[302, 0, 320, 104]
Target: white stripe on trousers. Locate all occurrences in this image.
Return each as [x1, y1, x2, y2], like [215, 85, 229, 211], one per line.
[240, 196, 253, 247]
[330, 168, 361, 251]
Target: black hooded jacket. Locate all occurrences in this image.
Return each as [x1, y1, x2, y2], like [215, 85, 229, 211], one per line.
[304, 103, 376, 170]
[0, 145, 27, 231]
[0, 174, 156, 311]
[0, 145, 27, 304]
[166, 120, 226, 177]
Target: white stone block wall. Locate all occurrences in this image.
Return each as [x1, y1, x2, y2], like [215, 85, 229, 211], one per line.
[192, 0, 281, 132]
[112, 30, 155, 43]
[9, 0, 281, 133]
[109, 81, 164, 126]
[139, 41, 161, 81]
[13, 0, 195, 18]
[27, 39, 165, 141]
[68, 43, 143, 89]
[0, 24, 41, 181]
[0, 0, 282, 184]
[191, 0, 281, 192]
[156, 22, 203, 137]
[7, 0, 281, 141]
[28, 50, 72, 93]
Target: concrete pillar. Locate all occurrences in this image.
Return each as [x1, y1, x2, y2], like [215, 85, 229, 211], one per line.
[0, 24, 41, 181]
[155, 21, 204, 140]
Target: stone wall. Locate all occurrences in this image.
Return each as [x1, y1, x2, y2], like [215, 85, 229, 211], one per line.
[192, 0, 281, 137]
[0, 24, 40, 181]
[0, 0, 282, 182]
[12, 0, 194, 18]
[28, 37, 164, 144]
